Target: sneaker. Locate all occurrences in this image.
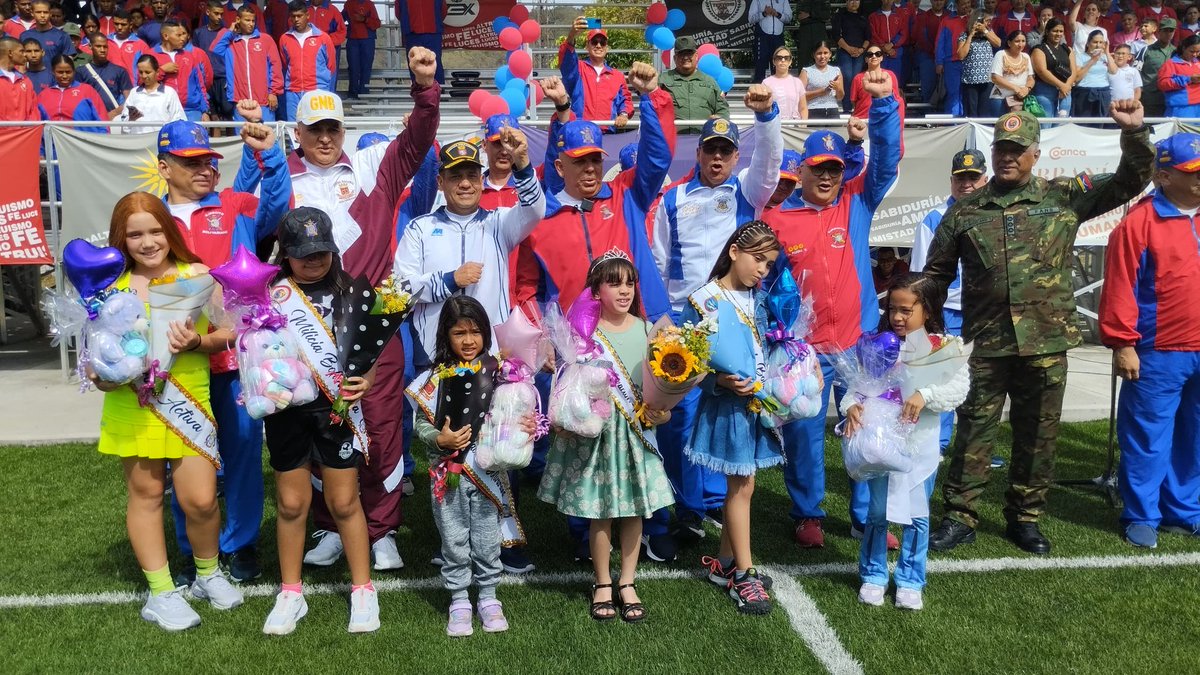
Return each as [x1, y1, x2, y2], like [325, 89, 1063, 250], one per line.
[477, 598, 509, 633]
[1124, 523, 1158, 549]
[573, 537, 592, 564]
[850, 523, 901, 551]
[858, 583, 886, 607]
[895, 587, 924, 610]
[794, 518, 825, 548]
[400, 475, 415, 497]
[430, 554, 446, 567]
[705, 508, 725, 529]
[670, 512, 706, 546]
[304, 530, 345, 567]
[172, 564, 196, 588]
[1161, 522, 1200, 537]
[990, 455, 1006, 469]
[262, 591, 308, 635]
[371, 532, 405, 571]
[191, 569, 245, 610]
[225, 547, 261, 583]
[500, 546, 536, 574]
[641, 534, 678, 563]
[728, 574, 772, 615]
[702, 557, 774, 591]
[140, 589, 201, 631]
[347, 587, 381, 633]
[447, 599, 473, 637]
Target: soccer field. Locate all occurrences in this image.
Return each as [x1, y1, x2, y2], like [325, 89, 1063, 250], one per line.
[3, 420, 1199, 674]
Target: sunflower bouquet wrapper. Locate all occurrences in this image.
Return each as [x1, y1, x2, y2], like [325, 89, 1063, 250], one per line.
[639, 315, 712, 422]
[543, 294, 614, 438]
[761, 268, 823, 429]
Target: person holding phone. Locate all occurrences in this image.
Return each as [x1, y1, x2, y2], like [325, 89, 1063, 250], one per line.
[116, 52, 184, 132]
[957, 8, 1003, 116]
[558, 16, 634, 133]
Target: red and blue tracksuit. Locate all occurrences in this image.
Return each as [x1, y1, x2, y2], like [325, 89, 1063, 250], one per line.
[279, 27, 335, 120]
[264, 0, 290, 42]
[167, 142, 291, 559]
[912, 9, 946, 103]
[36, 82, 108, 128]
[558, 43, 634, 133]
[343, 0, 380, 97]
[935, 15, 968, 115]
[222, 0, 265, 31]
[212, 27, 283, 121]
[107, 33, 150, 82]
[992, 10, 1036, 44]
[309, 0, 346, 88]
[192, 25, 229, 116]
[153, 46, 209, 120]
[1157, 55, 1200, 118]
[762, 94, 902, 527]
[1100, 191, 1200, 532]
[869, 9, 909, 82]
[3, 16, 33, 39]
[398, 0, 443, 84]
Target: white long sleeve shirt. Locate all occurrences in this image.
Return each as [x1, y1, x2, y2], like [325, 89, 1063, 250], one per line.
[651, 108, 783, 317]
[748, 0, 793, 36]
[393, 164, 546, 360]
[116, 85, 185, 133]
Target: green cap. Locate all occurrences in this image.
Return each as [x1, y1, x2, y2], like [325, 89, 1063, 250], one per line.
[993, 111, 1041, 148]
[674, 36, 698, 53]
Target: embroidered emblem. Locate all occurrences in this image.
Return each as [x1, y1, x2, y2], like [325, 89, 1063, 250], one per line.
[828, 227, 847, 248]
[205, 212, 224, 232]
[961, 154, 975, 167]
[1002, 115, 1021, 132]
[713, 119, 729, 134]
[303, 219, 318, 237]
[823, 134, 835, 150]
[715, 196, 732, 213]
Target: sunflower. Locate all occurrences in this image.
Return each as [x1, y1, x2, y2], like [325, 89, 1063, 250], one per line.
[650, 343, 699, 383]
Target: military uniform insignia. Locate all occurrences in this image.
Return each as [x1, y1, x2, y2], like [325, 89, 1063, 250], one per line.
[713, 119, 729, 134]
[715, 196, 732, 213]
[1002, 115, 1021, 132]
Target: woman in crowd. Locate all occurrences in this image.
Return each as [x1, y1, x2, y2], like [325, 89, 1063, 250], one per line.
[37, 54, 110, 125]
[832, 0, 871, 112]
[991, 31, 1035, 115]
[1072, 30, 1115, 118]
[1032, 18, 1077, 117]
[116, 53, 185, 133]
[1027, 5, 1058, 49]
[800, 40, 844, 119]
[1069, 0, 1108, 52]
[957, 8, 1002, 116]
[851, 44, 906, 120]
[1158, 34, 1200, 117]
[762, 45, 808, 119]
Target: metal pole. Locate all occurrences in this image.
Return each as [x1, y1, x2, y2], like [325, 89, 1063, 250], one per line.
[43, 126, 69, 382]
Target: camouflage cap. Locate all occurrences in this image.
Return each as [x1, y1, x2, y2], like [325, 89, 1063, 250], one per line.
[993, 111, 1041, 148]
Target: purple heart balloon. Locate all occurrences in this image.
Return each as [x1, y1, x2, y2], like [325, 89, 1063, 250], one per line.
[63, 239, 127, 299]
[210, 245, 280, 310]
[858, 331, 901, 379]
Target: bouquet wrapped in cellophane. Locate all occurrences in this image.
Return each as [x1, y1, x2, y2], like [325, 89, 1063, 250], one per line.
[476, 303, 549, 471]
[638, 314, 712, 424]
[544, 290, 614, 438]
[761, 268, 823, 429]
[833, 331, 914, 481]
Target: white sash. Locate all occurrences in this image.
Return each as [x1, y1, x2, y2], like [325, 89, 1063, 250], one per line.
[272, 280, 368, 455]
[406, 367, 527, 547]
[593, 329, 660, 457]
[144, 375, 221, 468]
[690, 280, 766, 383]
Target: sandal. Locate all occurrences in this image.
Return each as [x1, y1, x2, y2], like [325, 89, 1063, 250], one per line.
[589, 583, 616, 622]
[617, 583, 647, 623]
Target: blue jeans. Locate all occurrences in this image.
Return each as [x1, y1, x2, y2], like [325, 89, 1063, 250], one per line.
[347, 37, 375, 97]
[1033, 80, 1071, 117]
[835, 50, 864, 112]
[916, 51, 937, 103]
[860, 475, 931, 590]
[1118, 349, 1200, 530]
[172, 371, 264, 556]
[753, 27, 784, 83]
[961, 82, 991, 117]
[781, 352, 870, 524]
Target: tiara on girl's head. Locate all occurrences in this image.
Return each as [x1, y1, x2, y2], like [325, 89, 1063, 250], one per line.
[597, 247, 632, 263]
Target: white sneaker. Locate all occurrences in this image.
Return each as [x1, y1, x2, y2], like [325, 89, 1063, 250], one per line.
[347, 587, 380, 633]
[858, 583, 886, 607]
[371, 532, 405, 571]
[895, 587, 924, 611]
[140, 589, 201, 631]
[401, 475, 415, 497]
[191, 570, 244, 610]
[303, 530, 344, 567]
[262, 591, 308, 635]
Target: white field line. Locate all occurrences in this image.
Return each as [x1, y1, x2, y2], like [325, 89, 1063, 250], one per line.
[2, 551, 1198, 610]
[759, 564, 865, 675]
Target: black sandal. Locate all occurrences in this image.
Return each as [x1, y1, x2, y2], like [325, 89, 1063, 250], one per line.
[590, 583, 616, 621]
[617, 583, 647, 623]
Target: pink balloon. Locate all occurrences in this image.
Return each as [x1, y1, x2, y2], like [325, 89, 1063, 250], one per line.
[509, 4, 529, 23]
[480, 94, 510, 120]
[696, 43, 720, 59]
[532, 81, 545, 105]
[519, 18, 541, 44]
[468, 89, 489, 116]
[646, 2, 667, 24]
[499, 26, 523, 51]
[508, 49, 533, 79]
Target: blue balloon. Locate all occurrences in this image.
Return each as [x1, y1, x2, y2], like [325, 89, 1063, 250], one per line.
[665, 8, 686, 30]
[644, 24, 660, 45]
[495, 65, 512, 89]
[504, 77, 527, 93]
[650, 25, 675, 51]
[492, 16, 513, 35]
[501, 87, 527, 117]
[698, 53, 722, 76]
[716, 67, 735, 92]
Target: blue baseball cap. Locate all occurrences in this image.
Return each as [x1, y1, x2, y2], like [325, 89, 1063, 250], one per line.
[779, 149, 803, 182]
[700, 117, 739, 148]
[618, 143, 638, 171]
[157, 120, 223, 159]
[555, 120, 606, 158]
[484, 113, 520, 142]
[1156, 133, 1200, 172]
[356, 132, 388, 150]
[802, 130, 846, 167]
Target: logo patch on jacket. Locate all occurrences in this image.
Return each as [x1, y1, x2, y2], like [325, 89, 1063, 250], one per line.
[431, 227, 443, 236]
[828, 227, 847, 248]
[786, 242, 807, 256]
[715, 196, 732, 213]
[204, 212, 226, 233]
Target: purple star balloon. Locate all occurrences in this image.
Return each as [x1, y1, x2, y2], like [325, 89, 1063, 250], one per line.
[210, 245, 279, 311]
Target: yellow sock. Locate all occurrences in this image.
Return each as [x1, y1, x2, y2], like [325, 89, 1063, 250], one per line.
[143, 565, 175, 596]
[194, 555, 219, 578]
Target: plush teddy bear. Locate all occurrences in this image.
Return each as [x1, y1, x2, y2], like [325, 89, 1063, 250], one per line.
[239, 328, 318, 419]
[88, 292, 150, 384]
[549, 362, 613, 438]
[477, 381, 540, 471]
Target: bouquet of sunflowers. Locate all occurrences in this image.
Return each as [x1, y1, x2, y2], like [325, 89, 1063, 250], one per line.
[638, 315, 713, 424]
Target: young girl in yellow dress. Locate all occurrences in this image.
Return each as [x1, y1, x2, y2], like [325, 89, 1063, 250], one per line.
[92, 191, 242, 632]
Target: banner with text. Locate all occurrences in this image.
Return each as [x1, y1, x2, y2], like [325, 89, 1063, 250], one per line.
[666, 0, 754, 50]
[0, 127, 52, 265]
[443, 0, 517, 50]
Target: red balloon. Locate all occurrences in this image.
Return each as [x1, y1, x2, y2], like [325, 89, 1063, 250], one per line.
[661, 49, 671, 67]
[519, 18, 541, 44]
[499, 26, 523, 51]
[533, 81, 545, 105]
[646, 2, 667, 24]
[508, 49, 533, 80]
[696, 43, 720, 59]
[509, 4, 529, 23]
[468, 89, 489, 116]
[480, 94, 510, 120]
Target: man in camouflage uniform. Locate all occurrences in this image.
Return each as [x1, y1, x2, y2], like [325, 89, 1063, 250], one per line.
[922, 105, 1155, 554]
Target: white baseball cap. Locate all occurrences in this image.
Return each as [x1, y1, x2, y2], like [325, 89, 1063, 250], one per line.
[296, 90, 344, 125]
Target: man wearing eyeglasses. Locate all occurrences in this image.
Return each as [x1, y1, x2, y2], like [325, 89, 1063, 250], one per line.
[749, 0, 792, 82]
[660, 35, 729, 133]
[761, 70, 903, 550]
[1140, 17, 1176, 116]
[558, 17, 633, 133]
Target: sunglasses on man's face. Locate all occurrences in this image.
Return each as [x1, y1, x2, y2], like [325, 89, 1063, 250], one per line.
[866, 51, 884, 58]
[590, 39, 607, 46]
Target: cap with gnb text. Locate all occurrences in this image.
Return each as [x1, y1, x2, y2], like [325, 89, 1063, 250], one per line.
[993, 111, 1041, 147]
[1156, 133, 1200, 172]
[296, 90, 344, 125]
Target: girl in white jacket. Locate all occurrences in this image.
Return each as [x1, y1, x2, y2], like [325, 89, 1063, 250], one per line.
[841, 273, 970, 611]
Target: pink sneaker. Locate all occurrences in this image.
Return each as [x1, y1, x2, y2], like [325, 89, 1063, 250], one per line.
[446, 599, 473, 637]
[477, 598, 509, 633]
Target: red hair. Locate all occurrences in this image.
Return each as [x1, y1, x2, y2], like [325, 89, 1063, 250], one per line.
[108, 191, 200, 270]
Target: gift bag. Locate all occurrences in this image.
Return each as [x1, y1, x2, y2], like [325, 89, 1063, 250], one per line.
[544, 292, 613, 438]
[761, 268, 823, 429]
[841, 396, 914, 481]
[1023, 95, 1047, 118]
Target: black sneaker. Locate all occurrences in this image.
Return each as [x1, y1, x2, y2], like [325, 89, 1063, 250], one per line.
[669, 512, 706, 546]
[704, 509, 725, 529]
[929, 519, 976, 552]
[728, 571, 772, 615]
[500, 546, 536, 574]
[224, 546, 262, 583]
[172, 563, 196, 588]
[641, 534, 678, 563]
[573, 537, 592, 564]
